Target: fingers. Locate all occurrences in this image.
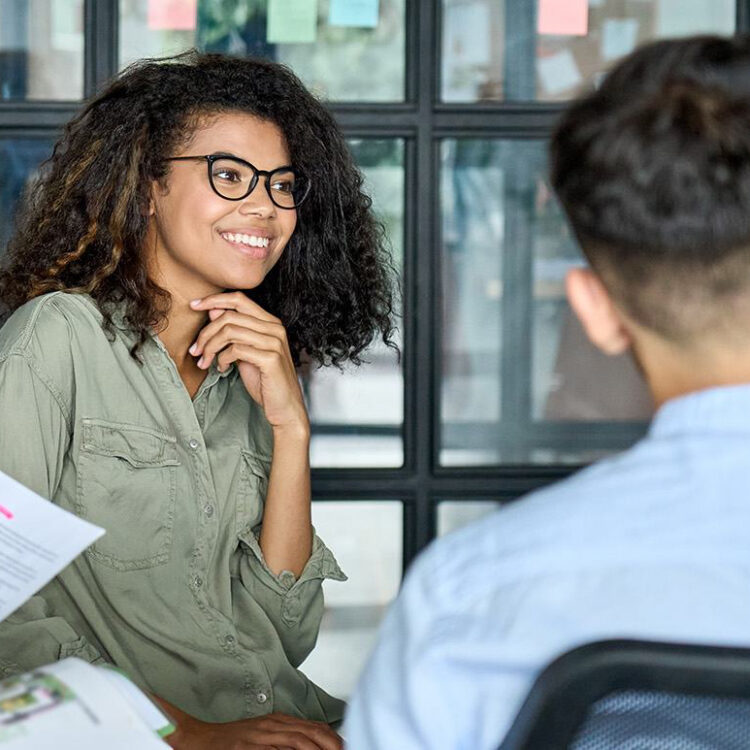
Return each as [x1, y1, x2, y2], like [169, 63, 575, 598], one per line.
[249, 715, 342, 750]
[190, 291, 279, 324]
[203, 713, 342, 750]
[189, 309, 290, 368]
[261, 715, 342, 750]
[198, 328, 287, 372]
[239, 729, 322, 750]
[215, 343, 285, 375]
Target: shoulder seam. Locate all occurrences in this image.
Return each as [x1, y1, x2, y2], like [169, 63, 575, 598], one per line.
[0, 292, 68, 359]
[0, 351, 72, 429]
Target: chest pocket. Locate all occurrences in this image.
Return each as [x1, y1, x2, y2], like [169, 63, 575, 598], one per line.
[235, 449, 270, 538]
[77, 419, 180, 571]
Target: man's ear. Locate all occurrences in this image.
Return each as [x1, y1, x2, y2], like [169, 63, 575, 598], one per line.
[566, 267, 632, 355]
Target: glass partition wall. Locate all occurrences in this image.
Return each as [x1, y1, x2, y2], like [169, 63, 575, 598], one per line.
[1, 0, 745, 697]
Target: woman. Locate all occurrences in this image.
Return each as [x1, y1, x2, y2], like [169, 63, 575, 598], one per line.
[0, 52, 395, 748]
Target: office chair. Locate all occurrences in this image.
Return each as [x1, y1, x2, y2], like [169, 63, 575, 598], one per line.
[501, 639, 750, 750]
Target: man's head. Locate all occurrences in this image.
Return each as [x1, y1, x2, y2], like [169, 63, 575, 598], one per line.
[551, 35, 750, 383]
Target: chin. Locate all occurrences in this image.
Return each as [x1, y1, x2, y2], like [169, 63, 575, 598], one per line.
[219, 273, 267, 292]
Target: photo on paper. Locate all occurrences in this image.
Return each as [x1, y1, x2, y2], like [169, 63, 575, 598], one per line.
[0, 671, 92, 742]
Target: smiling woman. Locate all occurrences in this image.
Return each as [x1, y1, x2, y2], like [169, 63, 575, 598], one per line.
[0, 52, 397, 750]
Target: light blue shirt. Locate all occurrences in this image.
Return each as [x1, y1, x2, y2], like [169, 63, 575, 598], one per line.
[344, 384, 750, 749]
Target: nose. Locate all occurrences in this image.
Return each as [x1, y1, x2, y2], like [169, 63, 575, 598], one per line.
[238, 177, 277, 217]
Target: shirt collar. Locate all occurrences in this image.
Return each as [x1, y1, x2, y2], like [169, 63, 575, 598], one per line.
[649, 383, 750, 439]
[148, 330, 237, 381]
[86, 295, 237, 381]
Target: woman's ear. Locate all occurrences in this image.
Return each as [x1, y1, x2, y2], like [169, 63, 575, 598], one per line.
[148, 183, 157, 216]
[566, 267, 632, 355]
[147, 178, 165, 217]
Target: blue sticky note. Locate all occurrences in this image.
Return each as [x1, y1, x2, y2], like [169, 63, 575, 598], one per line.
[329, 0, 379, 28]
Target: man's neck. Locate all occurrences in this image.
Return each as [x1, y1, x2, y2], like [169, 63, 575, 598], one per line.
[635, 334, 750, 409]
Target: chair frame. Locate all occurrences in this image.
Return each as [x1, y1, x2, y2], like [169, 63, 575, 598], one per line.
[501, 639, 750, 750]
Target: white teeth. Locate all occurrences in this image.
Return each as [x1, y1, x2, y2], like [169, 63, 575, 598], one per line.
[222, 232, 270, 248]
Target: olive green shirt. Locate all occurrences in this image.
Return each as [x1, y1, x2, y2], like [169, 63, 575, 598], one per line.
[0, 291, 346, 723]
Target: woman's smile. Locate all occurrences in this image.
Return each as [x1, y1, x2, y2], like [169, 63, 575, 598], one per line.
[218, 228, 274, 259]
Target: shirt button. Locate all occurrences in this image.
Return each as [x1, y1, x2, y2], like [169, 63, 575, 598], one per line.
[188, 438, 200, 450]
[224, 634, 235, 646]
[193, 575, 203, 588]
[203, 504, 214, 517]
[256, 692, 268, 704]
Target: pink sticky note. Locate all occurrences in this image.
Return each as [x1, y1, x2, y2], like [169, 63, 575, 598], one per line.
[148, 0, 198, 31]
[537, 0, 588, 36]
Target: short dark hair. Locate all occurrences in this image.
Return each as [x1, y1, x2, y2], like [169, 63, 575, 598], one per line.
[0, 51, 397, 365]
[550, 35, 750, 341]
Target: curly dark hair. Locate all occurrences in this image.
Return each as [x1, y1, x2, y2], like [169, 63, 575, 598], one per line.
[0, 51, 398, 366]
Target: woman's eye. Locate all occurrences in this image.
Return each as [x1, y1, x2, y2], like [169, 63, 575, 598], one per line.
[214, 169, 242, 182]
[271, 180, 294, 194]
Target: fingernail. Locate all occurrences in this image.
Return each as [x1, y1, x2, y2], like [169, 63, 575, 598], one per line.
[190, 299, 202, 307]
[189, 343, 198, 355]
[197, 356, 205, 368]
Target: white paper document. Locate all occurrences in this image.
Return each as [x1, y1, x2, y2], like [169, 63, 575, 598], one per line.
[0, 470, 104, 622]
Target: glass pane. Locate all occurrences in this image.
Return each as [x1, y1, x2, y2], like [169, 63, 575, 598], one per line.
[308, 139, 404, 468]
[441, 0, 736, 103]
[0, 139, 54, 254]
[300, 501, 402, 699]
[119, 0, 405, 102]
[0, 0, 84, 100]
[440, 140, 503, 466]
[437, 500, 502, 536]
[440, 138, 651, 467]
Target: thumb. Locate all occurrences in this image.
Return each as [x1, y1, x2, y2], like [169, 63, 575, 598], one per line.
[208, 308, 226, 321]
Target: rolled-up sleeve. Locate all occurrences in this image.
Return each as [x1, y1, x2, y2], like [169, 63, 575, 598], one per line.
[0, 352, 102, 675]
[237, 527, 346, 667]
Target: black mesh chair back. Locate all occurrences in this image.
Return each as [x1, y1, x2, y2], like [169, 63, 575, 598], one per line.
[500, 640, 750, 750]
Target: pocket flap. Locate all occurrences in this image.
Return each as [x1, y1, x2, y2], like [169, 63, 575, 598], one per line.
[241, 448, 272, 478]
[82, 419, 180, 468]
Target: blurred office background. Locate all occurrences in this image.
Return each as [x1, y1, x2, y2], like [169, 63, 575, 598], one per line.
[0, 0, 739, 699]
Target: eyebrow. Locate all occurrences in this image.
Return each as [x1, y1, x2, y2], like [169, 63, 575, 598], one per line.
[206, 152, 296, 172]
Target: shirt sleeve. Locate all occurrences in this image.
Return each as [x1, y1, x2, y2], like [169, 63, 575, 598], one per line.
[0, 352, 104, 675]
[342, 548, 538, 750]
[236, 527, 347, 667]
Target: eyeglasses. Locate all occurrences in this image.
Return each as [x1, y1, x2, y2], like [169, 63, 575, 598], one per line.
[165, 153, 311, 210]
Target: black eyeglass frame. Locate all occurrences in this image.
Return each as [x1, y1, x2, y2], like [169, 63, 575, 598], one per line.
[165, 154, 310, 209]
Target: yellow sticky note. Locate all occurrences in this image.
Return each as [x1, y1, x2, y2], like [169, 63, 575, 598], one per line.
[267, 0, 318, 44]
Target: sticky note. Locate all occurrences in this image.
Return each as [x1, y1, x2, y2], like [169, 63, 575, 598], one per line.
[147, 0, 197, 31]
[329, 0, 379, 28]
[656, 0, 734, 37]
[267, 0, 318, 44]
[537, 49, 582, 95]
[537, 0, 588, 36]
[601, 18, 639, 62]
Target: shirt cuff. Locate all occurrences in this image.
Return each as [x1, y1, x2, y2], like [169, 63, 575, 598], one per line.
[239, 526, 347, 595]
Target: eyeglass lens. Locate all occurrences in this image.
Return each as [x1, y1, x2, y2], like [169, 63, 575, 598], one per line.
[209, 157, 307, 208]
